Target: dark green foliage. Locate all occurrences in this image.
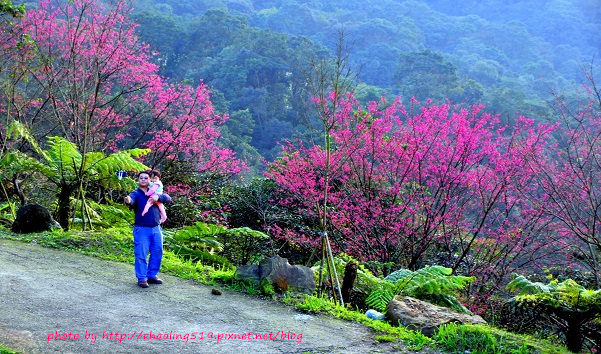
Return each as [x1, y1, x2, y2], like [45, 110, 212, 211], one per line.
[0, 0, 25, 17]
[132, 0, 597, 166]
[217, 226, 270, 266]
[222, 177, 280, 230]
[163, 223, 232, 269]
[163, 221, 270, 267]
[159, 159, 232, 229]
[394, 50, 461, 102]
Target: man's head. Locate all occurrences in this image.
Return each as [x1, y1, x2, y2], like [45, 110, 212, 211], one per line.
[137, 171, 151, 188]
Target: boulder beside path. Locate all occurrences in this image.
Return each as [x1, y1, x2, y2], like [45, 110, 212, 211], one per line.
[12, 203, 61, 234]
[386, 295, 487, 336]
[235, 255, 316, 294]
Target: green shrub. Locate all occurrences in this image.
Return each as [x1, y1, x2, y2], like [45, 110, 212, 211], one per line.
[366, 265, 474, 314]
[217, 226, 270, 266]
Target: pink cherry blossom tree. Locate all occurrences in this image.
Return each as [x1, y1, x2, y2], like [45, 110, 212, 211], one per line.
[0, 0, 242, 191]
[527, 68, 601, 287]
[0, 0, 242, 224]
[268, 93, 559, 301]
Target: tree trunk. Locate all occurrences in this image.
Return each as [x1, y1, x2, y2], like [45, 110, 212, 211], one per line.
[57, 184, 73, 230]
[341, 261, 358, 304]
[13, 176, 27, 206]
[564, 318, 583, 353]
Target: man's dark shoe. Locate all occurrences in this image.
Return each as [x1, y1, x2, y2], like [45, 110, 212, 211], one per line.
[147, 277, 163, 285]
[138, 281, 149, 288]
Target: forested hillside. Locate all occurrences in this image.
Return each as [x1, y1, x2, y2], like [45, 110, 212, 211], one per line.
[125, 0, 600, 168]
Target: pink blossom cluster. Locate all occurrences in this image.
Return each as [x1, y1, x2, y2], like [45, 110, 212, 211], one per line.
[0, 0, 243, 177]
[268, 93, 568, 294]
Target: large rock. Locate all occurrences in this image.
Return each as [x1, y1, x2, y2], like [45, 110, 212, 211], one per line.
[235, 255, 316, 294]
[12, 203, 61, 234]
[386, 296, 487, 336]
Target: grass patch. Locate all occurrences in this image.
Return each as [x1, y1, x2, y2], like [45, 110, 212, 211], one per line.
[375, 334, 397, 342]
[283, 293, 432, 351]
[0, 344, 18, 354]
[434, 323, 570, 354]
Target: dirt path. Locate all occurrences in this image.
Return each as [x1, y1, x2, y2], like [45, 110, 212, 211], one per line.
[0, 239, 401, 353]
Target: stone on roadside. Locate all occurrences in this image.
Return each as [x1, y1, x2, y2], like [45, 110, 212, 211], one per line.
[386, 296, 487, 337]
[235, 255, 315, 294]
[12, 203, 62, 234]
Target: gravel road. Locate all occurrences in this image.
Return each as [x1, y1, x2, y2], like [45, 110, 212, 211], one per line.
[0, 239, 403, 353]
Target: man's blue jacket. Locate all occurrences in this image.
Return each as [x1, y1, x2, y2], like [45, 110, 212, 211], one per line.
[127, 188, 172, 227]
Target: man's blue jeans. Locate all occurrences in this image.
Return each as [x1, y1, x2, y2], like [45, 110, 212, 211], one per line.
[133, 225, 163, 282]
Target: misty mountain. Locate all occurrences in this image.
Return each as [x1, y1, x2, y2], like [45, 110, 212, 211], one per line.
[131, 0, 600, 167]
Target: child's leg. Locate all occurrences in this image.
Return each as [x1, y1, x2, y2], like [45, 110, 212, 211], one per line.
[157, 202, 167, 223]
[142, 198, 154, 216]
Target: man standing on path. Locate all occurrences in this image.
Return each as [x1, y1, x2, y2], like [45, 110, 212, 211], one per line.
[124, 171, 172, 288]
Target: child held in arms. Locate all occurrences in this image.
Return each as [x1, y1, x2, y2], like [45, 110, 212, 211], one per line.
[142, 170, 167, 223]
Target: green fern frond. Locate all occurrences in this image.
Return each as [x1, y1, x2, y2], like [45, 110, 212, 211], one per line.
[226, 227, 270, 240]
[6, 120, 48, 159]
[366, 282, 396, 312]
[46, 136, 82, 170]
[127, 148, 151, 158]
[508, 275, 601, 309]
[165, 239, 232, 269]
[426, 294, 472, 314]
[505, 275, 551, 296]
[83, 150, 148, 177]
[394, 265, 474, 297]
[384, 268, 413, 283]
[168, 222, 226, 253]
[0, 151, 55, 179]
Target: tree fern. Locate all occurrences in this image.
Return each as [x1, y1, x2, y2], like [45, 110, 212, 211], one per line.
[6, 120, 47, 158]
[2, 121, 149, 229]
[506, 274, 601, 352]
[505, 275, 552, 296]
[384, 268, 413, 283]
[388, 266, 474, 296]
